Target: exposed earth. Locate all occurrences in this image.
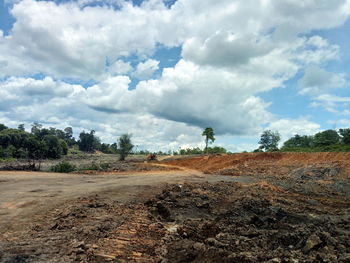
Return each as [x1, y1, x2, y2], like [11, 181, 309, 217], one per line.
[0, 153, 349, 263]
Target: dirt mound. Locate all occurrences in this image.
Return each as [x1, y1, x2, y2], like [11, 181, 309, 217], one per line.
[164, 152, 350, 178]
[146, 182, 350, 263]
[0, 196, 166, 263]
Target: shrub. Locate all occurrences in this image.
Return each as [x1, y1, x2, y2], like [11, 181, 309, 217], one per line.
[50, 161, 77, 173]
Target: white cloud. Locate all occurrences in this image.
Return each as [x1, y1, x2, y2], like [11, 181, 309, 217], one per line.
[267, 118, 321, 143]
[133, 59, 159, 79]
[315, 94, 350, 103]
[299, 66, 345, 95]
[0, 0, 349, 151]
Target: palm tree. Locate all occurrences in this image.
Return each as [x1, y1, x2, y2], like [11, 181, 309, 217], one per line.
[202, 127, 215, 152]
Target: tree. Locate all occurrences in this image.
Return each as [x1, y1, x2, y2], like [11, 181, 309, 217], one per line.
[0, 123, 8, 132]
[314, 129, 340, 146]
[31, 122, 43, 137]
[202, 127, 215, 151]
[18, 124, 25, 131]
[259, 130, 281, 152]
[78, 130, 95, 152]
[283, 134, 314, 148]
[339, 128, 350, 145]
[118, 134, 133, 161]
[43, 135, 64, 159]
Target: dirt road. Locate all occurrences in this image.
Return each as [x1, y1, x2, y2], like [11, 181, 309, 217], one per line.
[0, 165, 252, 234]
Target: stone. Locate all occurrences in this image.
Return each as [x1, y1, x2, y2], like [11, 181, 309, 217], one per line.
[303, 234, 322, 252]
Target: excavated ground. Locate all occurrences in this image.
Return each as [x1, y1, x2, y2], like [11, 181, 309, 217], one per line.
[1, 153, 350, 263]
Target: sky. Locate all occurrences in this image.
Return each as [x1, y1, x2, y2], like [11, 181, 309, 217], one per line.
[0, 0, 350, 152]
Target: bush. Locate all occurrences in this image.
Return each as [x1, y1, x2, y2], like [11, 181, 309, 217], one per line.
[50, 161, 77, 173]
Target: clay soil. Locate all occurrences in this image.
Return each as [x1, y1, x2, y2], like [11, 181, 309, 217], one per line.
[1, 153, 350, 263]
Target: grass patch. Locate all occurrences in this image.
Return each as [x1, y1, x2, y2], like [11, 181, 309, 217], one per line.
[50, 161, 77, 173]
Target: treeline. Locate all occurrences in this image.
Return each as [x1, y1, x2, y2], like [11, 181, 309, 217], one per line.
[281, 128, 350, 152]
[0, 122, 119, 160]
[256, 128, 350, 152]
[174, 146, 228, 155]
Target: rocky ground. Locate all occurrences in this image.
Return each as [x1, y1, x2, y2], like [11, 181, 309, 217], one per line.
[1, 153, 350, 262]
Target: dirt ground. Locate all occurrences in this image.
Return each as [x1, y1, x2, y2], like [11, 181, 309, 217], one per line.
[0, 153, 350, 263]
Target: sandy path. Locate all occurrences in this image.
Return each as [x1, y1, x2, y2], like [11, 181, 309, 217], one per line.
[0, 166, 253, 233]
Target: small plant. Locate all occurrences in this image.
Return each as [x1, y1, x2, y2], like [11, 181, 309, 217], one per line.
[50, 161, 77, 173]
[99, 163, 110, 171]
[85, 162, 100, 170]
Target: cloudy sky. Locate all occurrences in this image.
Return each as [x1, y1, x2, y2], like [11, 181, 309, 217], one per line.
[0, 0, 350, 152]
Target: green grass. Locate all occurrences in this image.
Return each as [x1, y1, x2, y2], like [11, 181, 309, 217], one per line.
[50, 161, 77, 173]
[0, 157, 17, 163]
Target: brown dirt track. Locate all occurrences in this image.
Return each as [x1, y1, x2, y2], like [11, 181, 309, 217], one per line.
[0, 153, 350, 263]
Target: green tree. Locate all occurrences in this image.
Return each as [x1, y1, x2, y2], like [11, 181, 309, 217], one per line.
[259, 130, 281, 152]
[314, 129, 340, 146]
[43, 135, 63, 159]
[339, 128, 350, 145]
[64, 127, 76, 146]
[118, 134, 133, 161]
[283, 134, 314, 148]
[202, 127, 215, 151]
[0, 123, 8, 132]
[31, 122, 43, 138]
[78, 130, 95, 152]
[18, 124, 25, 131]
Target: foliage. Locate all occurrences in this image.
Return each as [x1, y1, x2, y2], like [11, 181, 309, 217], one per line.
[80, 162, 110, 171]
[18, 124, 25, 131]
[78, 130, 96, 152]
[339, 128, 350, 145]
[280, 128, 350, 152]
[205, 146, 227, 154]
[50, 161, 77, 173]
[202, 127, 215, 151]
[175, 146, 227, 155]
[118, 134, 134, 161]
[0, 124, 7, 132]
[259, 130, 281, 152]
[313, 129, 340, 146]
[283, 134, 314, 148]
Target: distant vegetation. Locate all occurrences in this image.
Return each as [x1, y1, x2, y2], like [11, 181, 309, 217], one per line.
[256, 128, 350, 152]
[1, 121, 350, 162]
[0, 122, 120, 161]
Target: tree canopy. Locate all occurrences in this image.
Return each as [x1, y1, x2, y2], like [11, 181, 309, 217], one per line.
[259, 130, 281, 152]
[202, 127, 215, 151]
[118, 134, 134, 161]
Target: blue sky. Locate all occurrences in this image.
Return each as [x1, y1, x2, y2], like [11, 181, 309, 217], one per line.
[0, 0, 349, 152]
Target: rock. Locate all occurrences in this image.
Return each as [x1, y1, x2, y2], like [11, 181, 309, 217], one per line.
[303, 234, 322, 252]
[192, 242, 206, 251]
[206, 238, 228, 248]
[156, 201, 173, 220]
[268, 258, 281, 263]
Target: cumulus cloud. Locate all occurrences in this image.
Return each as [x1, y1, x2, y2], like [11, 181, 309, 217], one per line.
[0, 0, 349, 150]
[267, 118, 321, 143]
[299, 67, 345, 95]
[133, 59, 159, 79]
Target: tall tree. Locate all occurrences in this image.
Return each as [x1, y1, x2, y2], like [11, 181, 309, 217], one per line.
[78, 130, 95, 152]
[0, 123, 8, 132]
[259, 130, 281, 152]
[202, 127, 215, 151]
[339, 128, 350, 145]
[118, 134, 133, 161]
[283, 134, 314, 148]
[314, 129, 340, 146]
[18, 124, 25, 131]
